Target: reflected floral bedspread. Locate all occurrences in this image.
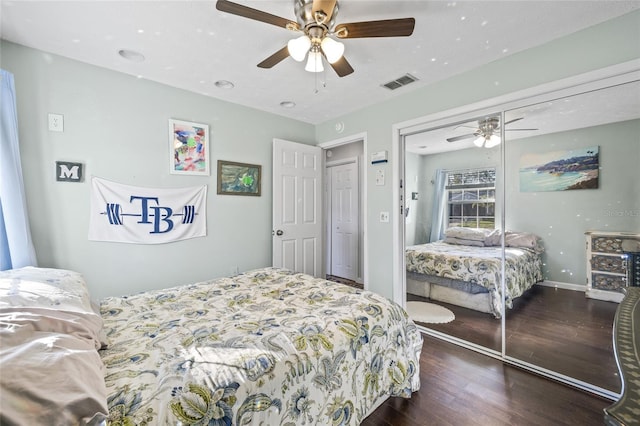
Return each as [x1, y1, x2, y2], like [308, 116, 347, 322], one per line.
[406, 241, 544, 317]
[99, 267, 422, 425]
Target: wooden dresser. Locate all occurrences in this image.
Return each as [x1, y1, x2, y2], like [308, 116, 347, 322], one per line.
[585, 231, 640, 303]
[604, 287, 640, 426]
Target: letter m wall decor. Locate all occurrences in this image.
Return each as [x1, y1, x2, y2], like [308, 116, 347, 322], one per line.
[56, 161, 83, 182]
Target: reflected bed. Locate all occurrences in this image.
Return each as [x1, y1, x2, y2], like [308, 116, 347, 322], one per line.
[406, 240, 544, 318]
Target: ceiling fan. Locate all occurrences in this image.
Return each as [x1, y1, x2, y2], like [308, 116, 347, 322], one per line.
[446, 117, 537, 148]
[215, 0, 415, 77]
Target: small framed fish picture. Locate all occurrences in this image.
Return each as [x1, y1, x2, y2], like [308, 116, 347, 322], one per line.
[217, 160, 261, 196]
[169, 118, 210, 176]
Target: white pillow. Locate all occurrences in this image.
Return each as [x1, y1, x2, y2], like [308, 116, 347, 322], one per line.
[0, 267, 108, 425]
[0, 266, 107, 348]
[444, 236, 485, 247]
[505, 232, 543, 251]
[445, 227, 490, 242]
[485, 229, 501, 246]
[484, 230, 544, 253]
[0, 267, 94, 312]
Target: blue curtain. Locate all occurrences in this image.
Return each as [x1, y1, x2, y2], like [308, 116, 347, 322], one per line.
[428, 169, 447, 242]
[0, 69, 37, 270]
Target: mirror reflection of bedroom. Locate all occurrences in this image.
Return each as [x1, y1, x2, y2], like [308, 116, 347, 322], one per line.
[403, 78, 640, 396]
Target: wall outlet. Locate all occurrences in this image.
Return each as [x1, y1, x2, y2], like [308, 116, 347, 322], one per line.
[380, 211, 389, 222]
[48, 113, 64, 132]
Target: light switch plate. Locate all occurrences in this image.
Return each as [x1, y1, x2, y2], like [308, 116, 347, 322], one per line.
[380, 211, 389, 222]
[375, 169, 385, 186]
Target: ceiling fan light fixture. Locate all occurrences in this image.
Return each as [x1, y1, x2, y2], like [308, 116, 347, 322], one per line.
[473, 136, 486, 147]
[305, 49, 324, 72]
[320, 37, 344, 63]
[287, 35, 311, 62]
[474, 134, 501, 148]
[485, 134, 501, 148]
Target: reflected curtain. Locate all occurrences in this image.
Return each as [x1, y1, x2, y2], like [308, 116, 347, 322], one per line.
[0, 69, 37, 270]
[429, 169, 447, 242]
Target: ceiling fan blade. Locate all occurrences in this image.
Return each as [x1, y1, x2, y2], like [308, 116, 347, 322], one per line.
[503, 117, 524, 126]
[312, 0, 337, 24]
[447, 133, 477, 143]
[216, 0, 300, 31]
[257, 46, 290, 68]
[334, 18, 415, 39]
[328, 56, 354, 77]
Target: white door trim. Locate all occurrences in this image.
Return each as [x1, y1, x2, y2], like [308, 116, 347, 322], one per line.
[326, 157, 358, 167]
[319, 132, 368, 289]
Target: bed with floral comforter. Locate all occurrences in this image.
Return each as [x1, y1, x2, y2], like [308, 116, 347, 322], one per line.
[99, 267, 423, 425]
[406, 241, 543, 317]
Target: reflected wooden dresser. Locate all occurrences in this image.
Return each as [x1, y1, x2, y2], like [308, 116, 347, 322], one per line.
[585, 231, 640, 303]
[603, 287, 640, 426]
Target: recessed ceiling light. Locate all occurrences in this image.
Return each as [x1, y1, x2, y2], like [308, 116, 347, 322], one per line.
[118, 49, 145, 62]
[280, 101, 296, 108]
[214, 80, 234, 89]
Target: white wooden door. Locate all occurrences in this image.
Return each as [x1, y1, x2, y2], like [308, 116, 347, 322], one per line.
[330, 161, 359, 280]
[272, 139, 323, 276]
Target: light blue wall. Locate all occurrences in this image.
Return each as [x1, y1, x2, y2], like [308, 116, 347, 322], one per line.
[1, 40, 315, 299]
[316, 10, 640, 297]
[504, 120, 640, 285]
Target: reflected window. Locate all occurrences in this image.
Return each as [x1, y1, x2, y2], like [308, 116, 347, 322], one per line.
[446, 168, 496, 229]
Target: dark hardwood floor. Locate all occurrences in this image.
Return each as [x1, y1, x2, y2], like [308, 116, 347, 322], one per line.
[326, 274, 364, 289]
[408, 285, 620, 392]
[364, 335, 611, 426]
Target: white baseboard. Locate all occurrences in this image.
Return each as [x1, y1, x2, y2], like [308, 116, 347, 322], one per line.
[537, 281, 624, 302]
[536, 280, 587, 292]
[586, 288, 624, 303]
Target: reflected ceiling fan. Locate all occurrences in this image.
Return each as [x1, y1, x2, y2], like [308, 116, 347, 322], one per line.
[446, 117, 537, 148]
[215, 0, 415, 77]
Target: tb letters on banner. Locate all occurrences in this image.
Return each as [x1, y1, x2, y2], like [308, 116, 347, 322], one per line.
[88, 177, 207, 244]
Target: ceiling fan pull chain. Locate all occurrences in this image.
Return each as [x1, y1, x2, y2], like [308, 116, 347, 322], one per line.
[323, 65, 327, 89]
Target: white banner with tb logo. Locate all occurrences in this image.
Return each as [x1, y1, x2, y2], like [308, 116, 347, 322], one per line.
[88, 177, 207, 244]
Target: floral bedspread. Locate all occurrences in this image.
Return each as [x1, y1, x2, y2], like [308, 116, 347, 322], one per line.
[99, 267, 423, 425]
[406, 241, 543, 317]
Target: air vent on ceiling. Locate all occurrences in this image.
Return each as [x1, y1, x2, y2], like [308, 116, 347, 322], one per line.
[382, 73, 418, 90]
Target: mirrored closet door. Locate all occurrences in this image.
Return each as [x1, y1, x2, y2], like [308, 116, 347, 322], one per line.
[402, 69, 639, 397]
[503, 79, 640, 394]
[404, 115, 504, 354]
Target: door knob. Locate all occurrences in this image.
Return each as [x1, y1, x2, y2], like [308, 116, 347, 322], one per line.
[276, 229, 284, 236]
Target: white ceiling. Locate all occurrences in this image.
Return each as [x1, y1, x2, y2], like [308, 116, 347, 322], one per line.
[1, 1, 639, 125]
[405, 79, 640, 155]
